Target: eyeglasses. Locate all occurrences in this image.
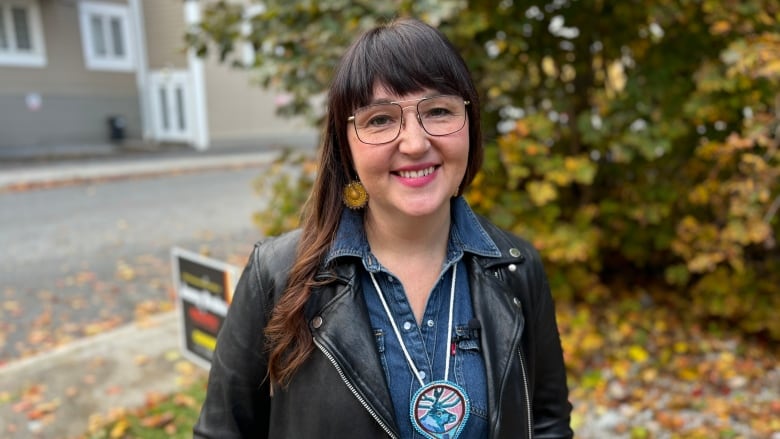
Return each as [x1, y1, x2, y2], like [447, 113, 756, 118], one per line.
[347, 95, 470, 145]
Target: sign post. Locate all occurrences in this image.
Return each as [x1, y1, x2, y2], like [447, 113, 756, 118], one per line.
[171, 247, 239, 369]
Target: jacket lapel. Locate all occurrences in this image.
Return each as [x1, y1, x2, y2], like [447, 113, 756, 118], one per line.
[308, 264, 399, 436]
[467, 256, 526, 430]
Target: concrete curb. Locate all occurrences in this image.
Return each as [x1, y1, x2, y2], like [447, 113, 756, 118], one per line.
[0, 312, 207, 439]
[0, 150, 280, 192]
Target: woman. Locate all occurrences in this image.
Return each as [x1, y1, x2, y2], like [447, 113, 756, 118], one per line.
[194, 18, 572, 439]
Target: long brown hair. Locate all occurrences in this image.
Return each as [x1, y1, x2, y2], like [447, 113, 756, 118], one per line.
[264, 18, 484, 386]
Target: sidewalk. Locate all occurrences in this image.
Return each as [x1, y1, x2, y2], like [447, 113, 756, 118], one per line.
[0, 134, 317, 191]
[0, 312, 205, 439]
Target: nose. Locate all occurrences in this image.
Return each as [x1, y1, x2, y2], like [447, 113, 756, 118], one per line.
[397, 105, 428, 155]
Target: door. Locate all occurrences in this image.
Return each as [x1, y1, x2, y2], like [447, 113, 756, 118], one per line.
[149, 70, 193, 143]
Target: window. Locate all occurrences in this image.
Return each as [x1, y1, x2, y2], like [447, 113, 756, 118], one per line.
[0, 0, 47, 67]
[78, 1, 134, 72]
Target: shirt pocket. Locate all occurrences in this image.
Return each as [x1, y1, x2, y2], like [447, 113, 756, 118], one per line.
[452, 325, 489, 420]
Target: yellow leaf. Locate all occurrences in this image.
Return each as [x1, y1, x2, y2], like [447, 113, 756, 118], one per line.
[710, 20, 731, 35]
[570, 411, 584, 430]
[542, 56, 558, 77]
[607, 60, 626, 92]
[527, 181, 558, 206]
[175, 360, 196, 375]
[747, 221, 770, 243]
[688, 252, 724, 273]
[3, 300, 21, 312]
[109, 418, 129, 438]
[612, 360, 631, 380]
[756, 59, 780, 79]
[673, 341, 688, 354]
[546, 168, 572, 186]
[580, 332, 604, 352]
[628, 345, 649, 363]
[641, 368, 658, 383]
[678, 367, 699, 381]
[116, 262, 135, 281]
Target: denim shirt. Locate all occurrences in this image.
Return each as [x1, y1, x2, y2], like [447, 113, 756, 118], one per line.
[325, 197, 501, 439]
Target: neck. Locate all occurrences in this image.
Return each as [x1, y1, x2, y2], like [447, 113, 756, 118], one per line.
[364, 204, 451, 265]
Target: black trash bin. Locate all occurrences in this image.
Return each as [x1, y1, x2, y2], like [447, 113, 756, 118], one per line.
[107, 115, 126, 142]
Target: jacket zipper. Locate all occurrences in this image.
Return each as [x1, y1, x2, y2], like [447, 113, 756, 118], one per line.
[518, 347, 533, 439]
[314, 338, 398, 439]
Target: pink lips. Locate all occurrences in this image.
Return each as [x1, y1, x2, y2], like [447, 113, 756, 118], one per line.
[393, 165, 439, 188]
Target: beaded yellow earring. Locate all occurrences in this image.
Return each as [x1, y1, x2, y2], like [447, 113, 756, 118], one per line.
[343, 181, 368, 209]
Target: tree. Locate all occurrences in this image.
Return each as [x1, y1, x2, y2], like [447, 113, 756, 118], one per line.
[187, 0, 780, 338]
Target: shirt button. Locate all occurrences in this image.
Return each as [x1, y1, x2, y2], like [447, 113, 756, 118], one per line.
[387, 275, 394, 282]
[509, 247, 521, 257]
[403, 321, 413, 331]
[426, 319, 435, 327]
[508, 264, 517, 272]
[311, 316, 323, 328]
[418, 371, 426, 380]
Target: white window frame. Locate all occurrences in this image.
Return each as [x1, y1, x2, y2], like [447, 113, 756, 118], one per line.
[0, 0, 47, 67]
[78, 1, 135, 72]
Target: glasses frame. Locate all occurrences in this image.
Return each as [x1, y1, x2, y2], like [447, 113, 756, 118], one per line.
[347, 95, 471, 145]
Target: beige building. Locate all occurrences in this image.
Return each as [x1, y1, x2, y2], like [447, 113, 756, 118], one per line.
[0, 0, 315, 152]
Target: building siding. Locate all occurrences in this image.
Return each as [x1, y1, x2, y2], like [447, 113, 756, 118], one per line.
[0, 94, 141, 147]
[0, 1, 137, 94]
[142, 0, 187, 70]
[204, 59, 314, 147]
[0, 0, 140, 149]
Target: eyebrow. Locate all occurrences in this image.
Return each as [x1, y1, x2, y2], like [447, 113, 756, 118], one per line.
[366, 94, 440, 106]
[367, 98, 394, 105]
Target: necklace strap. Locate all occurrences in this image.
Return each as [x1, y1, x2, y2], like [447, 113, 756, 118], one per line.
[369, 264, 458, 387]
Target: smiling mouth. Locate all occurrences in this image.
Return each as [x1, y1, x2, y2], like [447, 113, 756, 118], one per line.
[395, 166, 437, 179]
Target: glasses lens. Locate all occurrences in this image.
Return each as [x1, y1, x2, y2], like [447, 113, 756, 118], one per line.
[418, 95, 467, 136]
[353, 104, 402, 144]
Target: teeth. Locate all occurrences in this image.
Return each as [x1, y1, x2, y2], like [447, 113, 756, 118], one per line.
[398, 166, 435, 179]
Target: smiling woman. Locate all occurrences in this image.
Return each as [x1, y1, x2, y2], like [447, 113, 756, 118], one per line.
[195, 18, 572, 439]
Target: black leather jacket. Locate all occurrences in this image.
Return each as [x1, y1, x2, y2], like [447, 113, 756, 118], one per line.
[194, 217, 572, 438]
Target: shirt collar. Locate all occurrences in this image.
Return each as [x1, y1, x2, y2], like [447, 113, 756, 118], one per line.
[324, 196, 501, 270]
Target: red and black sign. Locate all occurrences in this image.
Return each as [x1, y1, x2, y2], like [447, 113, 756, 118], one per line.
[171, 248, 238, 368]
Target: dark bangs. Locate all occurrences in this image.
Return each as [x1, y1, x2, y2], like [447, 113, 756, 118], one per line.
[329, 19, 478, 123]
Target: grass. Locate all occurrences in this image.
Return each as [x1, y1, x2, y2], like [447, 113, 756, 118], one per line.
[82, 380, 206, 439]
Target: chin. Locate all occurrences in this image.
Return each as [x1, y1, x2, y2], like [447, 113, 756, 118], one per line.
[395, 196, 451, 218]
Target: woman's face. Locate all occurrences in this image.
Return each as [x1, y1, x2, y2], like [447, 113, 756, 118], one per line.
[346, 83, 470, 222]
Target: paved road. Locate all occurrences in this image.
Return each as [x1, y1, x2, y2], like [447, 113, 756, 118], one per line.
[0, 166, 268, 363]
